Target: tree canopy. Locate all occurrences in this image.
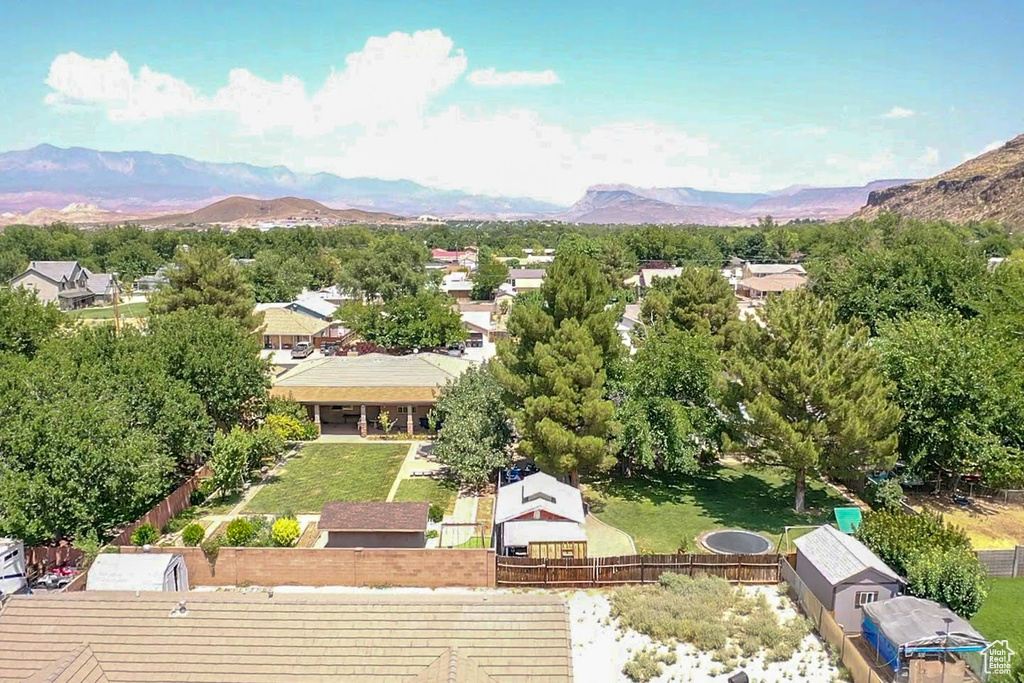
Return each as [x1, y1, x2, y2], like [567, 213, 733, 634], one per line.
[337, 290, 467, 350]
[639, 266, 741, 349]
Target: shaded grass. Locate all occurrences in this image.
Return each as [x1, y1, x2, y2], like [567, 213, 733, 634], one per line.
[393, 478, 458, 515]
[972, 578, 1024, 659]
[71, 301, 149, 319]
[198, 491, 244, 516]
[586, 463, 847, 553]
[243, 442, 407, 514]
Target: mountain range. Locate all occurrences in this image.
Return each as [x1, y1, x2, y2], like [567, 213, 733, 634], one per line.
[559, 180, 913, 225]
[0, 144, 560, 218]
[140, 196, 397, 226]
[856, 134, 1024, 227]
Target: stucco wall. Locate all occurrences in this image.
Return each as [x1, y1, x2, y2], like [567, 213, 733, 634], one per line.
[12, 273, 59, 304]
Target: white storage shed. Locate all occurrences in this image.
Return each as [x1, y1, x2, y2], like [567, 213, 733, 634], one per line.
[87, 553, 188, 592]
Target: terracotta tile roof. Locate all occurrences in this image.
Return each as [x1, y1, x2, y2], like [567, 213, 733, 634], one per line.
[0, 591, 573, 682]
[319, 502, 430, 532]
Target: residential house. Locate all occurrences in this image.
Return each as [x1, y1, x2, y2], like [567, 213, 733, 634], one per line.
[259, 307, 338, 350]
[507, 268, 546, 293]
[0, 591, 574, 682]
[441, 271, 474, 300]
[638, 267, 683, 289]
[495, 472, 587, 559]
[740, 263, 807, 279]
[793, 524, 903, 633]
[319, 502, 430, 548]
[736, 273, 807, 300]
[9, 261, 119, 310]
[133, 268, 169, 294]
[269, 352, 474, 436]
[431, 248, 478, 270]
[617, 303, 643, 353]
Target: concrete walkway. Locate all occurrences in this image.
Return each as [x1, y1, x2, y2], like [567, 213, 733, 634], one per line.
[385, 442, 435, 502]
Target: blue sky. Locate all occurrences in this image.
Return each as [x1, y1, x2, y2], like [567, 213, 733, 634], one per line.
[2, 0, 1022, 202]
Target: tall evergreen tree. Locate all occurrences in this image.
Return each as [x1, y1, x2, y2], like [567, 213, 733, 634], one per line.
[728, 289, 901, 511]
[640, 266, 741, 349]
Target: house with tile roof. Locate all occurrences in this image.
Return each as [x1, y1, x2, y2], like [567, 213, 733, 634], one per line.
[793, 524, 904, 633]
[0, 591, 574, 682]
[270, 352, 474, 436]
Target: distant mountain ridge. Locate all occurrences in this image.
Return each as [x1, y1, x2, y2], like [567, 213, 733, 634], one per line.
[141, 196, 397, 226]
[561, 179, 913, 224]
[856, 135, 1024, 227]
[0, 144, 562, 218]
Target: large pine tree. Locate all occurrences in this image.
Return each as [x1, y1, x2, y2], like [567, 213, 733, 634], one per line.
[728, 289, 901, 511]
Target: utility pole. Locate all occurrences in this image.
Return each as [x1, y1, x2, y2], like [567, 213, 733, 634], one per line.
[112, 279, 122, 334]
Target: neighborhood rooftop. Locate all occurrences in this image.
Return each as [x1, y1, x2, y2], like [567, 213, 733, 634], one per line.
[793, 523, 902, 584]
[319, 501, 430, 532]
[260, 307, 333, 336]
[494, 472, 585, 525]
[0, 591, 573, 682]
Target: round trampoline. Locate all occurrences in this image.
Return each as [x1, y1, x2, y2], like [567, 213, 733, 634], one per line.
[700, 529, 772, 555]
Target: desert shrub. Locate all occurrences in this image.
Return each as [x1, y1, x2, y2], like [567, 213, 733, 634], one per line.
[130, 523, 159, 546]
[181, 523, 205, 547]
[867, 479, 904, 511]
[224, 517, 255, 546]
[428, 503, 445, 523]
[72, 530, 102, 567]
[857, 509, 987, 617]
[622, 648, 677, 682]
[271, 518, 301, 547]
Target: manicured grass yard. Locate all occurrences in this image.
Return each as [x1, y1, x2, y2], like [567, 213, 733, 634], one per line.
[393, 478, 458, 515]
[586, 462, 848, 553]
[243, 442, 408, 514]
[71, 301, 149, 319]
[972, 578, 1024, 660]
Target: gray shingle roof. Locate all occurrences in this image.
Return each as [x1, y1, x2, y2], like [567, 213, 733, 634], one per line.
[508, 268, 546, 280]
[746, 263, 806, 275]
[793, 524, 901, 584]
[27, 260, 81, 282]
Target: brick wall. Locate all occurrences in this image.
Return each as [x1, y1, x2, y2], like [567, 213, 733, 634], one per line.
[118, 546, 496, 589]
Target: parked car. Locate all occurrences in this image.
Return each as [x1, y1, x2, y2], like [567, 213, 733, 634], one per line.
[321, 342, 339, 356]
[291, 341, 314, 359]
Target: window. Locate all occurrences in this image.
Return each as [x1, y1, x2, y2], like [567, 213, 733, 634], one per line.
[855, 591, 878, 608]
[397, 406, 414, 415]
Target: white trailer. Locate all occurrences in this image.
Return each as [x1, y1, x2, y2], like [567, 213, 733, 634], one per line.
[0, 539, 27, 597]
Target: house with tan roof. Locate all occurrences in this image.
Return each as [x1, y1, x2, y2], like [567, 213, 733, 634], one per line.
[259, 307, 337, 350]
[736, 272, 807, 300]
[270, 352, 474, 435]
[0, 591, 573, 682]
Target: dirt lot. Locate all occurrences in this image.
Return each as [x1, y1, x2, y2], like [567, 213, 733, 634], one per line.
[907, 494, 1024, 549]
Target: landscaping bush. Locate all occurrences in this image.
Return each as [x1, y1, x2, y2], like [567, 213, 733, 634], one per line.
[266, 413, 318, 441]
[189, 486, 208, 506]
[866, 479, 904, 511]
[163, 506, 199, 534]
[622, 648, 677, 682]
[425, 529, 439, 540]
[224, 517, 256, 546]
[130, 523, 159, 546]
[271, 518, 301, 547]
[246, 425, 285, 471]
[857, 509, 988, 617]
[181, 523, 205, 547]
[428, 503, 445, 523]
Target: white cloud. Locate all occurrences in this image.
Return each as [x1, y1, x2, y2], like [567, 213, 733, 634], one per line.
[466, 68, 560, 87]
[964, 140, 1004, 160]
[919, 146, 940, 165]
[882, 106, 916, 119]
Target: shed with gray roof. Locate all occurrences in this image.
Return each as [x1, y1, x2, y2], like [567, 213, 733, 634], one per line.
[792, 524, 903, 633]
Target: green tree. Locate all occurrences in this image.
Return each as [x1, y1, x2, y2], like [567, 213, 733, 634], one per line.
[0, 249, 27, 283]
[640, 267, 741, 349]
[149, 244, 261, 331]
[244, 250, 309, 302]
[0, 287, 65, 358]
[338, 290, 466, 350]
[148, 309, 270, 428]
[877, 313, 1024, 490]
[471, 251, 510, 300]
[728, 290, 902, 511]
[208, 428, 249, 496]
[430, 365, 514, 486]
[338, 233, 427, 301]
[617, 328, 723, 475]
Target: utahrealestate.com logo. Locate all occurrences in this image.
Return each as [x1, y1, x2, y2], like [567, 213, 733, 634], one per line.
[984, 640, 1016, 675]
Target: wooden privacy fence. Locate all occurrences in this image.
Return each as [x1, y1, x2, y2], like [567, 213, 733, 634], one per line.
[496, 552, 780, 588]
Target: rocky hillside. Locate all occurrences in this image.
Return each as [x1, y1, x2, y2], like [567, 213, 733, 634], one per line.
[142, 196, 397, 226]
[858, 135, 1024, 226]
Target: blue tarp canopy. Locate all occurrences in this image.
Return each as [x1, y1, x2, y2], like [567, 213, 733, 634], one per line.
[861, 597, 988, 673]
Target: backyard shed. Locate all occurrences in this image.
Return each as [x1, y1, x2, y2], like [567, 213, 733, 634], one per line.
[319, 501, 429, 548]
[792, 524, 903, 632]
[861, 596, 988, 675]
[495, 472, 588, 559]
[87, 553, 187, 592]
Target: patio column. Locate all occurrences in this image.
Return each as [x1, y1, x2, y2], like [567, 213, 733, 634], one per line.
[313, 404, 321, 425]
[407, 405, 414, 436]
[359, 404, 367, 437]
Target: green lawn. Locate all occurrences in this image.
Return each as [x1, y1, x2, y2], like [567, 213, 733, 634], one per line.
[243, 442, 408, 514]
[393, 478, 458, 515]
[972, 578, 1024, 660]
[585, 463, 848, 553]
[71, 301, 149, 319]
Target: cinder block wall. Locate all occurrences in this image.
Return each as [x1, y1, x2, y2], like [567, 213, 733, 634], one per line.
[118, 546, 497, 588]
